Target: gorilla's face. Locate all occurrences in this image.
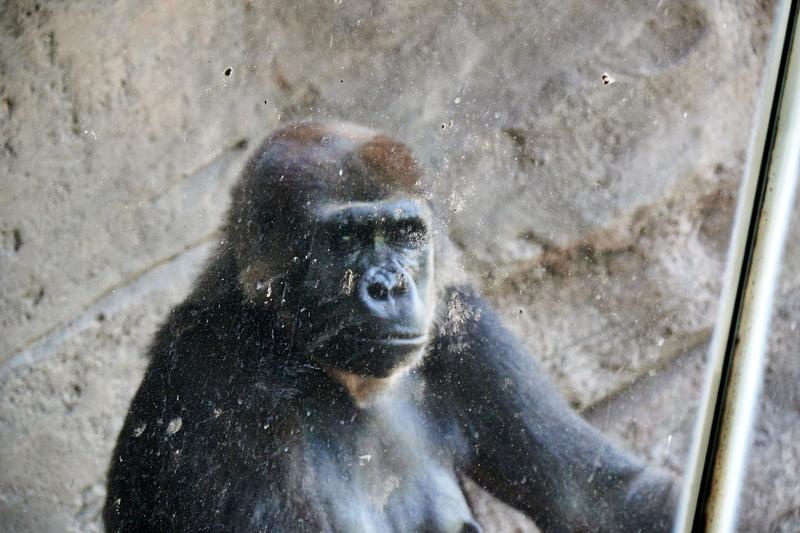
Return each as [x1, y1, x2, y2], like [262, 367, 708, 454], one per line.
[300, 197, 435, 378]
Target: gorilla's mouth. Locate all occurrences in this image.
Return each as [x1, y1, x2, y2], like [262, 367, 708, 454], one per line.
[372, 334, 429, 347]
[339, 326, 429, 347]
[306, 324, 430, 377]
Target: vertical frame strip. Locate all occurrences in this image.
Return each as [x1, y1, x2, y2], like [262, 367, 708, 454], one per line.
[676, 1, 800, 531]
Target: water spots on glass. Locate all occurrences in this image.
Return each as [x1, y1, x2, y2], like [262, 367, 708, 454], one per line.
[256, 280, 272, 298]
[341, 268, 355, 295]
[165, 417, 182, 436]
[446, 191, 465, 214]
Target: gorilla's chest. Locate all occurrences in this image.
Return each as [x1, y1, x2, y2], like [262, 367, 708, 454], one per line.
[298, 394, 478, 533]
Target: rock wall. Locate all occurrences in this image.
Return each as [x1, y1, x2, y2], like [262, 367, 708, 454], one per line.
[0, 1, 792, 531]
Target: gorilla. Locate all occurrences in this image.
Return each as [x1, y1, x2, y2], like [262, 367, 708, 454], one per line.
[104, 122, 678, 532]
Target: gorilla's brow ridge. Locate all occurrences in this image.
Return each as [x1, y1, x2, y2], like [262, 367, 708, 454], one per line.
[315, 199, 431, 227]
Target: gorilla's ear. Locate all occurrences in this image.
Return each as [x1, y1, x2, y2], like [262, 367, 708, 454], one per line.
[226, 178, 299, 305]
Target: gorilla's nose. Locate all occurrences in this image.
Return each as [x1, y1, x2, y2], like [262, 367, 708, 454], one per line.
[359, 267, 415, 318]
[366, 273, 408, 301]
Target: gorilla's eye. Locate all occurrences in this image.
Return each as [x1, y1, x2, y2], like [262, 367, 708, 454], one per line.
[332, 223, 367, 250]
[336, 232, 355, 247]
[389, 220, 428, 247]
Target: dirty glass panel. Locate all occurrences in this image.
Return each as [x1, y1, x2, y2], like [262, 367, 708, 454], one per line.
[0, 1, 781, 532]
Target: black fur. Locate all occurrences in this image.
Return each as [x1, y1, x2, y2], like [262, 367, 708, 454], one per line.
[105, 122, 677, 532]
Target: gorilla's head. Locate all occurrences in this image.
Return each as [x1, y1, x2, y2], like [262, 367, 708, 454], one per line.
[228, 122, 436, 379]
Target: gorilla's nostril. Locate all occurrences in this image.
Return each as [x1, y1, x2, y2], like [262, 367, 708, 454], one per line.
[367, 282, 389, 301]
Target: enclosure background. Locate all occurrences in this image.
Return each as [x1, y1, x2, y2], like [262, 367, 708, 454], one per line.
[0, 1, 796, 531]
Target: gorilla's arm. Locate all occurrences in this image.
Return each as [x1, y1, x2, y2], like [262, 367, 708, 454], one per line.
[425, 287, 678, 533]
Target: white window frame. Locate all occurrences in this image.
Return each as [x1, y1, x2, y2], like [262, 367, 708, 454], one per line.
[676, 1, 800, 531]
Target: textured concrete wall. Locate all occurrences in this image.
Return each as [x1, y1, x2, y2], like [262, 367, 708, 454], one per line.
[0, 0, 793, 531]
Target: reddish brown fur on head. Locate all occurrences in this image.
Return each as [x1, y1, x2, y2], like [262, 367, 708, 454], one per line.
[227, 121, 426, 302]
[256, 122, 421, 196]
[357, 135, 419, 191]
